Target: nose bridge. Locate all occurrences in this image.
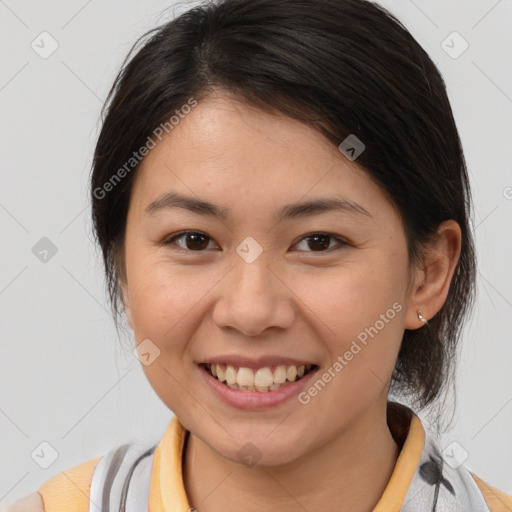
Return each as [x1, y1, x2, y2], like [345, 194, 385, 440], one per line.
[212, 241, 294, 335]
[233, 241, 276, 296]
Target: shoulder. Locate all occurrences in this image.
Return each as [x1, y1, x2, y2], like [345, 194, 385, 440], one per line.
[4, 454, 103, 512]
[2, 492, 44, 512]
[469, 471, 512, 512]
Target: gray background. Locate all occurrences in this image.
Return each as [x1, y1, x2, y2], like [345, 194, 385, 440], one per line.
[1, 0, 511, 505]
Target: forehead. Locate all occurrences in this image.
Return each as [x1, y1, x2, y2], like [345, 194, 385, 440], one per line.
[148, 94, 342, 172]
[129, 94, 391, 222]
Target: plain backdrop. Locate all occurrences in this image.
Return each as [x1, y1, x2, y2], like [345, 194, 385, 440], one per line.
[1, 0, 511, 505]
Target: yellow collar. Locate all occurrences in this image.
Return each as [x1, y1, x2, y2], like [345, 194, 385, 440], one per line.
[148, 401, 425, 512]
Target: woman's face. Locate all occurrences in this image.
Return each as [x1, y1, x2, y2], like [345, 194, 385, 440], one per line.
[121, 93, 417, 465]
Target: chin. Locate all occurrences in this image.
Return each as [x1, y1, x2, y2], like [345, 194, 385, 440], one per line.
[201, 422, 309, 468]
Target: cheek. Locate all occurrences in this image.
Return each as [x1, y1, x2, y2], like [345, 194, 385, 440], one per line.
[291, 253, 407, 392]
[126, 261, 212, 411]
[129, 267, 199, 337]
[290, 257, 406, 342]
[295, 268, 406, 419]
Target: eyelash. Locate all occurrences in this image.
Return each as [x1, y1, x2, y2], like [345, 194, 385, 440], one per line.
[161, 230, 350, 254]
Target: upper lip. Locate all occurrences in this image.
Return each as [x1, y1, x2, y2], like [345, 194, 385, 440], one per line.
[200, 355, 316, 369]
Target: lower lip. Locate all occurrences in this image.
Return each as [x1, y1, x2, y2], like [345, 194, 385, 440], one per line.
[198, 364, 319, 410]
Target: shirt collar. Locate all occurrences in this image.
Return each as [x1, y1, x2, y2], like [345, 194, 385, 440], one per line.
[148, 400, 425, 512]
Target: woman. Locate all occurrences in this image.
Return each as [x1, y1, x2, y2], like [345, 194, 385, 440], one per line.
[8, 0, 511, 510]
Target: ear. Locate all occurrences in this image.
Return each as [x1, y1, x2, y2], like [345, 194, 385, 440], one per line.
[120, 279, 134, 330]
[404, 220, 462, 330]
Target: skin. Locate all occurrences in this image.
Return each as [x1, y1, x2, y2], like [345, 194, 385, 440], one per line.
[119, 92, 461, 512]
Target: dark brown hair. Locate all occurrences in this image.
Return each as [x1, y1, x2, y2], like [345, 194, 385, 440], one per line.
[90, 0, 476, 432]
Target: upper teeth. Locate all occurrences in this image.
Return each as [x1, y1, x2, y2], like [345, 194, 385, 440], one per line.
[208, 363, 312, 390]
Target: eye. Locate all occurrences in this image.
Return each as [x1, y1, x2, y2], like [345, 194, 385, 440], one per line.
[162, 231, 218, 252]
[161, 231, 349, 253]
[292, 233, 349, 253]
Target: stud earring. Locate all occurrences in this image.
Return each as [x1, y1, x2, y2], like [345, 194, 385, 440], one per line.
[418, 311, 428, 325]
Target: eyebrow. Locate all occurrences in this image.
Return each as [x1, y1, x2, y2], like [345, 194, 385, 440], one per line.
[145, 191, 372, 222]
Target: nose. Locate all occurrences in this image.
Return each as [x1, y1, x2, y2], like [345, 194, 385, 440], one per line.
[212, 254, 295, 337]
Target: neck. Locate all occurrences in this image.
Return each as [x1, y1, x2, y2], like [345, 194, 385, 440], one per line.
[183, 400, 400, 512]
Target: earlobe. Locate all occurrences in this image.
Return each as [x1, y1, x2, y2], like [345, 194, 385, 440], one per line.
[404, 220, 462, 330]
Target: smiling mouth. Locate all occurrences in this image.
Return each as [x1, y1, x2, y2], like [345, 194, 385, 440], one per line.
[201, 363, 317, 392]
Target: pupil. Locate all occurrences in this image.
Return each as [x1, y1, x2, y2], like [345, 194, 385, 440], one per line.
[309, 235, 329, 251]
[187, 233, 208, 250]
